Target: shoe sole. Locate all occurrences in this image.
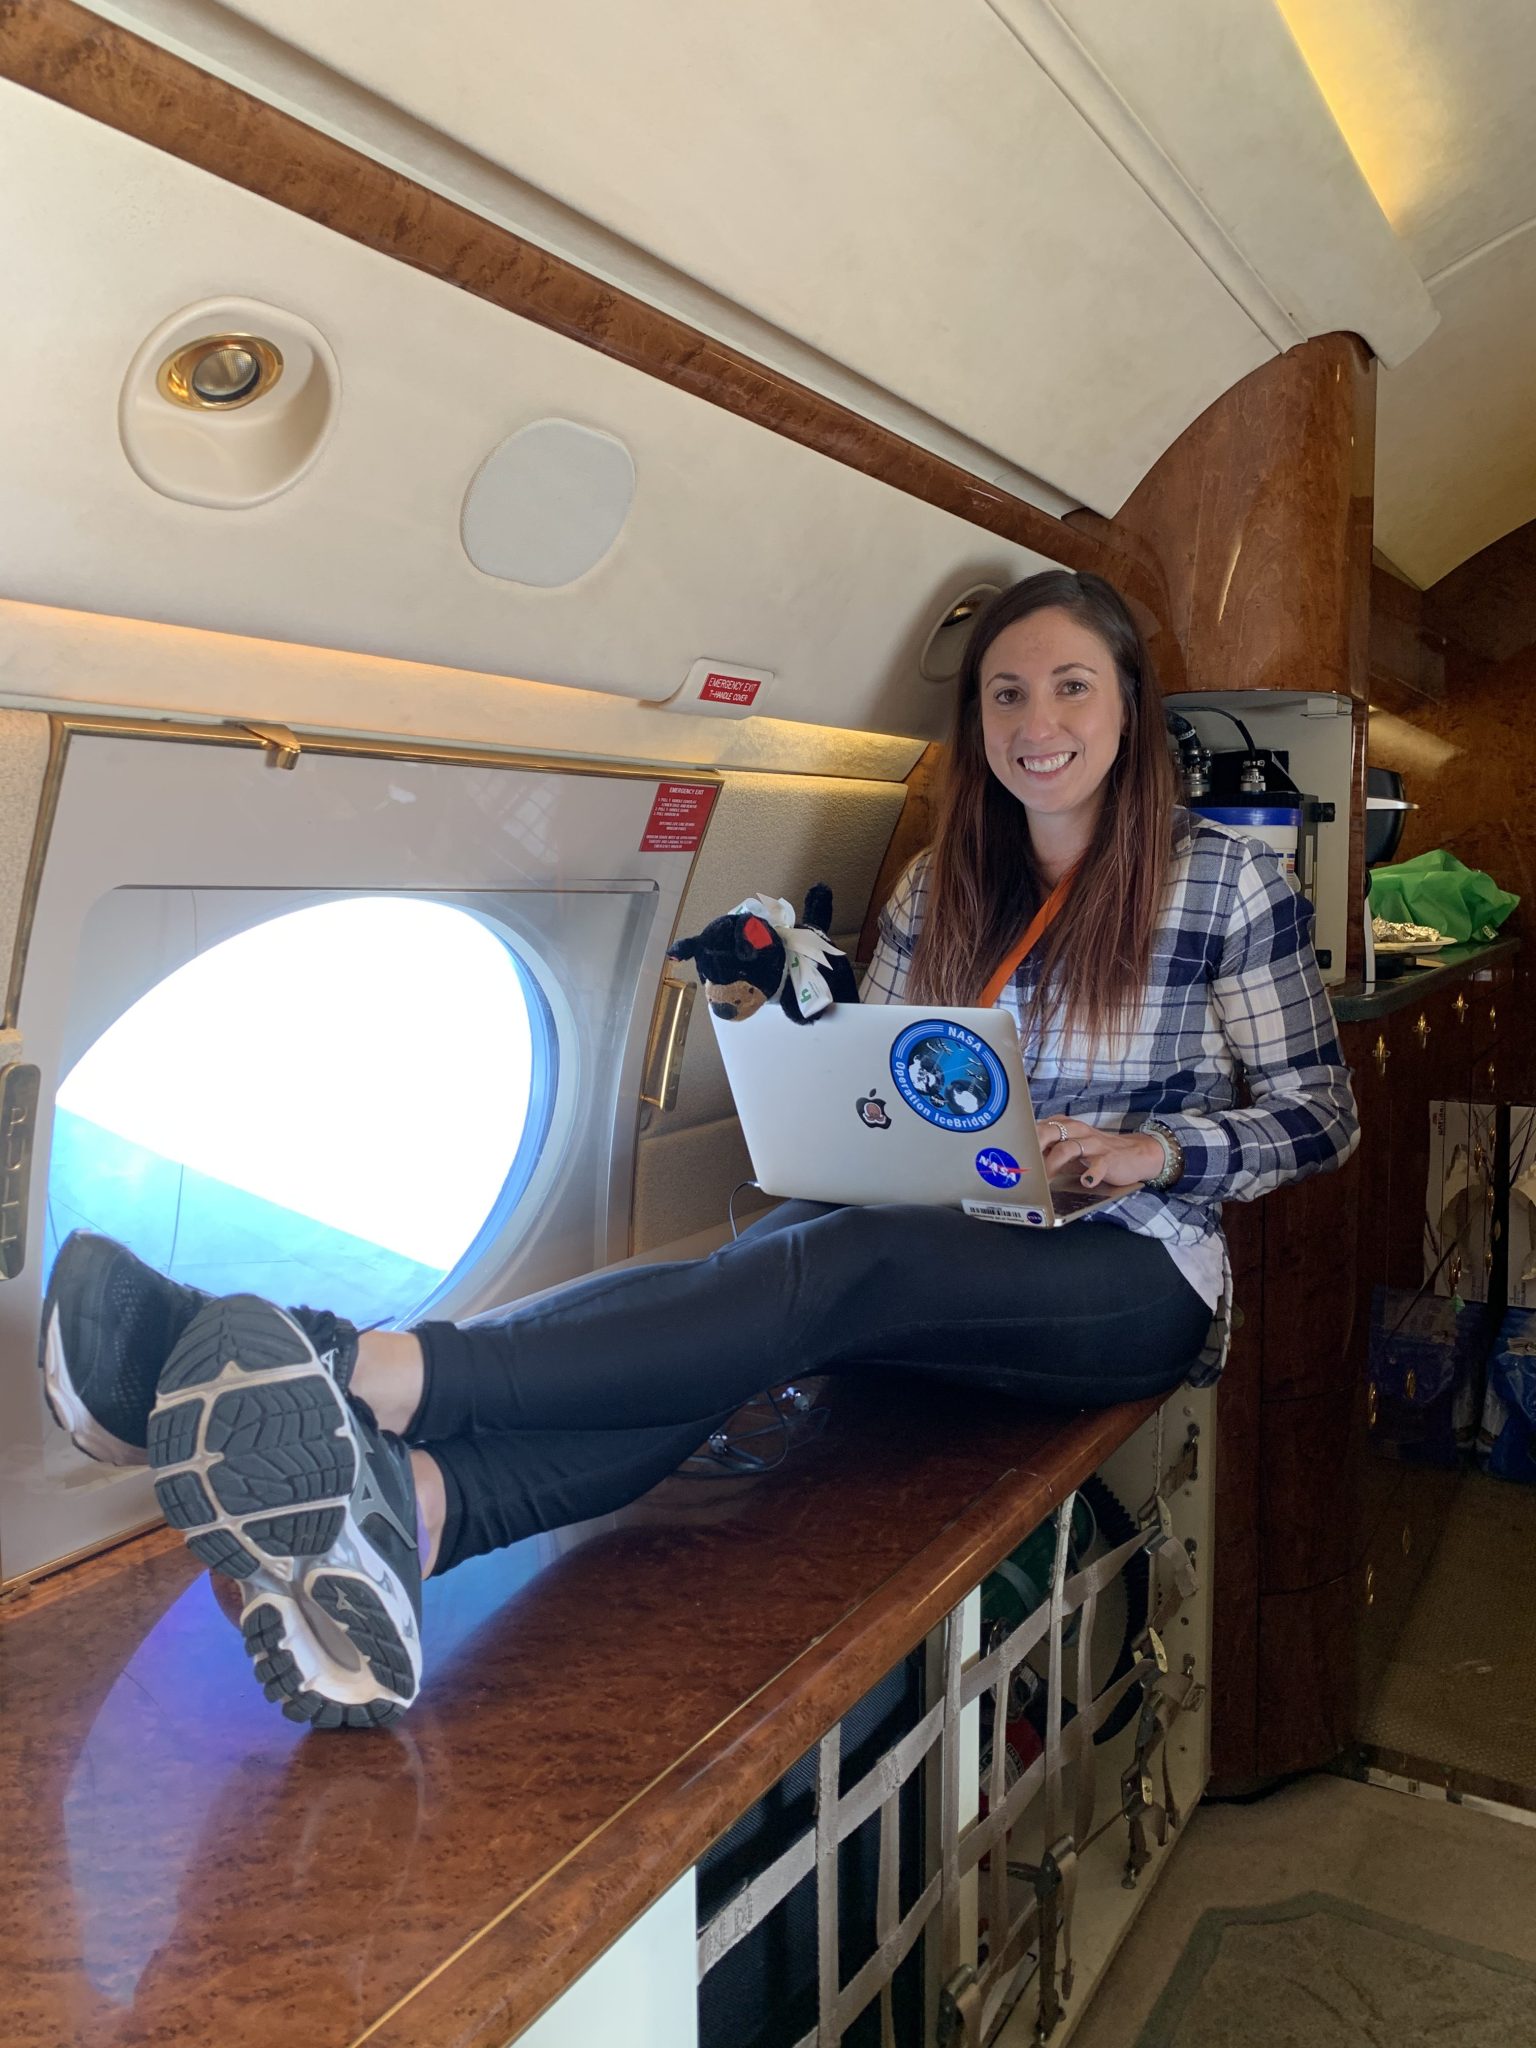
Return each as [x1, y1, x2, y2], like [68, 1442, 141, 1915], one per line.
[146, 1296, 421, 1729]
[38, 1239, 150, 1467]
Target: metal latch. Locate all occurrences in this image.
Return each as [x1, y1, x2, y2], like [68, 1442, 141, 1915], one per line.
[233, 721, 302, 769]
[0, 1063, 40, 1279]
[937, 1965, 981, 2046]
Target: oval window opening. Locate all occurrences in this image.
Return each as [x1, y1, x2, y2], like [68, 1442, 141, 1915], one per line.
[46, 898, 548, 1328]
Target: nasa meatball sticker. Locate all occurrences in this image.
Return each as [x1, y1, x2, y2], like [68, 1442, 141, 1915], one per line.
[889, 1019, 1008, 1134]
[974, 1146, 1022, 1190]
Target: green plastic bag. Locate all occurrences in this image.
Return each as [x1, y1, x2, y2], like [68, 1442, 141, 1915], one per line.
[1368, 850, 1520, 944]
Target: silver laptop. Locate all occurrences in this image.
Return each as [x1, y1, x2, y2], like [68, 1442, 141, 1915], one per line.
[712, 1001, 1121, 1226]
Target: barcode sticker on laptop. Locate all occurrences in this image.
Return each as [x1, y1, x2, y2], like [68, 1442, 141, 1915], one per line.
[962, 1199, 1048, 1227]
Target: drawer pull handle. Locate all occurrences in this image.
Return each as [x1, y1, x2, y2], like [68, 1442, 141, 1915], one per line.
[1401, 1524, 1412, 1558]
[1487, 1062, 1497, 1093]
[1405, 1367, 1419, 1400]
[1489, 1005, 1498, 1030]
[1374, 1035, 1389, 1075]
[1367, 1383, 1379, 1429]
[1365, 1563, 1376, 1607]
[1414, 1014, 1431, 1048]
[1454, 993, 1468, 1022]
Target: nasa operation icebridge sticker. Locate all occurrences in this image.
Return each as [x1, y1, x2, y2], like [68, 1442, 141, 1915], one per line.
[889, 1018, 1008, 1134]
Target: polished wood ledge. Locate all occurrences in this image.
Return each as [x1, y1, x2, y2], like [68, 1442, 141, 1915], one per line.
[0, 1376, 1159, 2048]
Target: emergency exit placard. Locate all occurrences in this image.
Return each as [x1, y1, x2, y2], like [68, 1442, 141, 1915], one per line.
[640, 782, 718, 853]
[667, 656, 776, 719]
[699, 671, 763, 708]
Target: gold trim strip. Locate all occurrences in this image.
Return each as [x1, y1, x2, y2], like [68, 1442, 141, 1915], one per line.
[42, 711, 726, 781]
[0, 1515, 168, 1598]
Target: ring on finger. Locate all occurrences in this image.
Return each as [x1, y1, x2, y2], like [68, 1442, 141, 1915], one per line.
[1047, 1119, 1067, 1147]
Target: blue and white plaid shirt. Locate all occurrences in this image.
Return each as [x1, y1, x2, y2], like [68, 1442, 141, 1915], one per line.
[863, 814, 1359, 1382]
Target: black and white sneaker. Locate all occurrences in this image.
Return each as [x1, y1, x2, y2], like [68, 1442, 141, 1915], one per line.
[147, 1294, 423, 1729]
[39, 1231, 211, 1465]
[39, 1230, 359, 1468]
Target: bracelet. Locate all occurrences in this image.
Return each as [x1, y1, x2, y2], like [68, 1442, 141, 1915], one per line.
[1141, 1119, 1185, 1191]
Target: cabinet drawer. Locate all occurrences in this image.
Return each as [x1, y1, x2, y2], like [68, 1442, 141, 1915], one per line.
[1448, 983, 1504, 1061]
[1260, 1386, 1357, 1592]
[1257, 1575, 1356, 1778]
[1261, 1165, 1361, 1399]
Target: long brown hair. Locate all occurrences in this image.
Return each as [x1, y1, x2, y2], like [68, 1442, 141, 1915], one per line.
[907, 570, 1175, 1049]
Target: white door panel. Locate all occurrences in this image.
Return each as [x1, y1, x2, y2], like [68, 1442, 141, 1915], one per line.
[1, 731, 709, 1582]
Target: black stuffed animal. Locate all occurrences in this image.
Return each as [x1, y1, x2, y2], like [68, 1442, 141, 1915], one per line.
[668, 882, 861, 1024]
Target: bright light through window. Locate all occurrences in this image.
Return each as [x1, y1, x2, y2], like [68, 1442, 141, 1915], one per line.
[47, 898, 545, 1326]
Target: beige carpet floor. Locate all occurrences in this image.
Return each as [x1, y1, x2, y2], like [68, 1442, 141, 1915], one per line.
[1070, 1775, 1536, 2048]
[1361, 1473, 1536, 1789]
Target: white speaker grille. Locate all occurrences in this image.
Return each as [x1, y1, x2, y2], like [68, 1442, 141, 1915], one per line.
[461, 419, 635, 588]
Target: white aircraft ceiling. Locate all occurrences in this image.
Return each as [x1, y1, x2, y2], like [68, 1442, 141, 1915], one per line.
[91, 0, 1429, 510]
[1278, 0, 1536, 586]
[13, 0, 1529, 648]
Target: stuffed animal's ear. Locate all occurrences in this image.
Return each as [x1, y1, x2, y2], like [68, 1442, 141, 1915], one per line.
[668, 935, 701, 962]
[802, 883, 833, 932]
[737, 914, 776, 956]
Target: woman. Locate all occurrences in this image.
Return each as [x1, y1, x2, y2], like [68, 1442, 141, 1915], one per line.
[40, 571, 1357, 1728]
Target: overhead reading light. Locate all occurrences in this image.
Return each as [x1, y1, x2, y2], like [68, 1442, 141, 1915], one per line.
[123, 298, 337, 507]
[157, 334, 283, 411]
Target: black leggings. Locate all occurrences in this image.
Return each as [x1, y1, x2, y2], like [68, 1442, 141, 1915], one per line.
[408, 1203, 1212, 1574]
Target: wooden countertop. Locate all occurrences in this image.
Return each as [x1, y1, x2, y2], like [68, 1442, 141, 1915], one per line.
[0, 1369, 1160, 2048]
[1332, 936, 1518, 1022]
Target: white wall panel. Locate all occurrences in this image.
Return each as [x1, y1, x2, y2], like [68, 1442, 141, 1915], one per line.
[0, 602, 926, 785]
[633, 1115, 757, 1256]
[632, 769, 904, 1247]
[650, 773, 905, 1139]
[0, 82, 1046, 742]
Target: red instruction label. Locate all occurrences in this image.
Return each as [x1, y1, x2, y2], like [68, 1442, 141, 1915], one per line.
[640, 782, 718, 854]
[699, 671, 763, 708]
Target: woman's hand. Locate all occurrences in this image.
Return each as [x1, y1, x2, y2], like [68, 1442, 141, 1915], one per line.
[1038, 1116, 1163, 1192]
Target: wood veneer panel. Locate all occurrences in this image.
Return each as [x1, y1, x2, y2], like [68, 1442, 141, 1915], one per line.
[1260, 1157, 1361, 1401]
[1223, 1198, 1264, 1284]
[1369, 561, 1445, 702]
[0, 0, 1168, 625]
[1078, 333, 1376, 701]
[1340, 1015, 1392, 1381]
[857, 741, 946, 964]
[0, 1371, 1159, 2048]
[1259, 1383, 1357, 1594]
[1256, 1572, 1355, 1779]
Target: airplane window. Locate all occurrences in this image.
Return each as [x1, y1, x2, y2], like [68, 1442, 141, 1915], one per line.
[43, 897, 552, 1328]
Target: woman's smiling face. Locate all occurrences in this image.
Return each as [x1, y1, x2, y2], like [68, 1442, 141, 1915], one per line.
[977, 605, 1126, 842]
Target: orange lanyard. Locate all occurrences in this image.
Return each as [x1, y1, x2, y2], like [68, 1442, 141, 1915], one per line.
[977, 868, 1075, 1007]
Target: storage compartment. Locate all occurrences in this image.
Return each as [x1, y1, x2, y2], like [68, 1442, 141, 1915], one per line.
[1165, 690, 1354, 985]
